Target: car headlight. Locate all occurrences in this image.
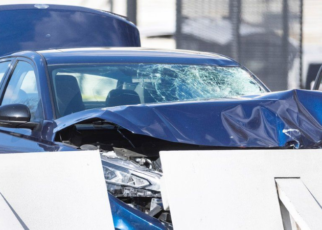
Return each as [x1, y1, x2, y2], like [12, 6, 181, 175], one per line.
[101, 155, 161, 197]
[103, 165, 150, 188]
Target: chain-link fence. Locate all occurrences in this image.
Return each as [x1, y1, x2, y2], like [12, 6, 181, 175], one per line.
[176, 0, 303, 91]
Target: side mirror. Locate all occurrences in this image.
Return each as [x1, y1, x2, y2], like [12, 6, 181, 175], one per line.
[0, 104, 38, 130]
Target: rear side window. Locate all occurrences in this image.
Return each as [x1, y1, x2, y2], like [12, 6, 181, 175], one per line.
[1, 61, 42, 121]
[0, 61, 10, 83]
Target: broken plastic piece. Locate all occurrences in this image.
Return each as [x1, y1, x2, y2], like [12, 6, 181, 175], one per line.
[148, 205, 163, 217]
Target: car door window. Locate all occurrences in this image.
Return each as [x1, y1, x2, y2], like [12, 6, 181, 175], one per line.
[0, 61, 10, 83]
[2, 61, 42, 122]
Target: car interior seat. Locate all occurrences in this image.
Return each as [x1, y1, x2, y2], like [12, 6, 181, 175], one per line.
[54, 75, 85, 116]
[105, 89, 141, 107]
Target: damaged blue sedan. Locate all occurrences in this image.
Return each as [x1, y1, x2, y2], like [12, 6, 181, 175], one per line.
[0, 47, 270, 229]
[1, 4, 322, 230]
[2, 47, 322, 230]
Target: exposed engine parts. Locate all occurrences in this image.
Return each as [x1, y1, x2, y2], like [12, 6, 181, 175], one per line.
[54, 120, 238, 228]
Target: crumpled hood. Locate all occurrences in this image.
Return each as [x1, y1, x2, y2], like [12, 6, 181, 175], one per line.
[54, 89, 322, 148]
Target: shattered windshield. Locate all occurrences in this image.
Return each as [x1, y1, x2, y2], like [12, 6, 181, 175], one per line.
[49, 64, 266, 117]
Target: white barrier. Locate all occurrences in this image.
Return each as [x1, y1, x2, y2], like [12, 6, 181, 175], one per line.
[160, 149, 322, 230]
[0, 151, 114, 230]
[276, 178, 322, 230]
[0, 193, 24, 229]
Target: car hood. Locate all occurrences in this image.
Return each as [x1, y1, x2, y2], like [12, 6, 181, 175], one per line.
[54, 89, 322, 148]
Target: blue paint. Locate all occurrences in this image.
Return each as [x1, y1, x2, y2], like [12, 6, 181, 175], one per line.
[54, 89, 322, 149]
[109, 194, 167, 230]
[0, 4, 140, 56]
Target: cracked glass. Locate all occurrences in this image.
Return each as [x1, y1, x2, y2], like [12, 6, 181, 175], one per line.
[50, 64, 266, 117]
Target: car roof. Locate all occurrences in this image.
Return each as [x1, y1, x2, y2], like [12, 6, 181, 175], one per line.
[32, 48, 240, 66]
[0, 4, 128, 21]
[0, 5, 139, 56]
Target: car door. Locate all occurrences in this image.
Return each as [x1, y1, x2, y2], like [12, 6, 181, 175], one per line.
[0, 58, 53, 153]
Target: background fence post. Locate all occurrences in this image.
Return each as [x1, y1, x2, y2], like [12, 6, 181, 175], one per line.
[127, 0, 137, 25]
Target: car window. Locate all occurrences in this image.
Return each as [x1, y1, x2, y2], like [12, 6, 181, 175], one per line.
[0, 61, 10, 83]
[2, 61, 42, 122]
[49, 64, 266, 118]
[69, 73, 117, 102]
[50, 70, 118, 117]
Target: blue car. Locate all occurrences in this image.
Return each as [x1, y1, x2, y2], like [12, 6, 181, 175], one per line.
[1, 4, 322, 230]
[0, 46, 271, 229]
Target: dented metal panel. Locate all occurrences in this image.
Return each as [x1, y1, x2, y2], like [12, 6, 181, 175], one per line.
[55, 89, 322, 149]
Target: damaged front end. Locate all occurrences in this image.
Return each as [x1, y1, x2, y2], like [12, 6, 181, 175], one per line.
[55, 117, 238, 229]
[55, 120, 177, 229]
[53, 89, 322, 229]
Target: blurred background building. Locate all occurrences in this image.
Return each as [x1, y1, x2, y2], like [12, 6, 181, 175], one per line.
[1, 0, 322, 91]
